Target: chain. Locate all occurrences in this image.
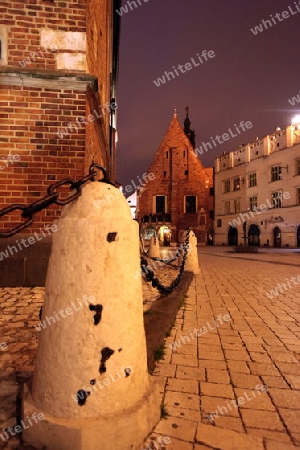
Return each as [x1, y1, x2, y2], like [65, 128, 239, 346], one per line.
[142, 249, 181, 265]
[141, 229, 190, 295]
[0, 164, 113, 238]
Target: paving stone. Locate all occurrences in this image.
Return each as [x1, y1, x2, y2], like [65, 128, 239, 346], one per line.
[234, 388, 275, 411]
[196, 423, 264, 450]
[278, 408, 300, 433]
[198, 360, 227, 370]
[268, 388, 300, 409]
[248, 362, 281, 377]
[154, 416, 197, 442]
[164, 406, 199, 422]
[240, 408, 285, 431]
[230, 373, 262, 389]
[153, 364, 176, 378]
[175, 366, 206, 381]
[206, 369, 230, 384]
[209, 415, 244, 433]
[200, 396, 240, 418]
[227, 361, 250, 374]
[261, 375, 289, 389]
[200, 382, 234, 399]
[264, 439, 299, 449]
[246, 428, 293, 444]
[164, 391, 199, 411]
[171, 354, 198, 367]
[166, 378, 199, 395]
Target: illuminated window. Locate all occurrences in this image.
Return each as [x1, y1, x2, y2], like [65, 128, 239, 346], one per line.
[233, 177, 241, 191]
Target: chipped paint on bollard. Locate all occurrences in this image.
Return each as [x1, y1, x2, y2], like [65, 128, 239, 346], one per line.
[22, 182, 161, 450]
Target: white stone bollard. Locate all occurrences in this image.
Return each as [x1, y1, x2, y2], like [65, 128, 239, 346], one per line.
[148, 235, 160, 258]
[184, 230, 200, 274]
[22, 182, 160, 450]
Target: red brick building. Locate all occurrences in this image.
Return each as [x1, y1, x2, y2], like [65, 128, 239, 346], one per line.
[137, 110, 214, 245]
[0, 0, 120, 235]
[0, 0, 121, 285]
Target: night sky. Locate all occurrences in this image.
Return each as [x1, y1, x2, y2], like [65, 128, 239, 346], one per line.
[116, 0, 300, 187]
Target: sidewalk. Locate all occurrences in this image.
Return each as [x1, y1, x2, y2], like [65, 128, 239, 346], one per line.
[145, 247, 300, 449]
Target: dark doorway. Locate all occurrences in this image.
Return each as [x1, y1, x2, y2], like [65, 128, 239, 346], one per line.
[248, 224, 260, 246]
[297, 226, 300, 247]
[273, 227, 281, 248]
[228, 226, 238, 245]
[207, 230, 214, 245]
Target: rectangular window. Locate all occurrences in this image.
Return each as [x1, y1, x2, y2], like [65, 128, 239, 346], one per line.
[233, 177, 241, 191]
[209, 187, 214, 196]
[271, 191, 282, 208]
[295, 159, 300, 176]
[249, 172, 257, 187]
[234, 199, 240, 213]
[217, 219, 222, 228]
[249, 196, 257, 211]
[155, 196, 166, 213]
[271, 166, 282, 182]
[224, 201, 230, 215]
[223, 180, 230, 193]
[185, 195, 196, 213]
[297, 188, 300, 205]
[166, 151, 168, 159]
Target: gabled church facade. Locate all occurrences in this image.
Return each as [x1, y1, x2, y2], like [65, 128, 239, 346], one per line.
[136, 110, 214, 245]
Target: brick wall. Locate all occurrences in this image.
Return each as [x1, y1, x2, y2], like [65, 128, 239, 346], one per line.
[0, 84, 87, 234]
[1, 0, 87, 70]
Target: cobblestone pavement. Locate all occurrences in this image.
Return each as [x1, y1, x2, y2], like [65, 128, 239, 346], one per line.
[146, 247, 300, 450]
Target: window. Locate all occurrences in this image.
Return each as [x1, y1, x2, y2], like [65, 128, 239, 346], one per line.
[297, 188, 300, 205]
[223, 180, 230, 193]
[183, 150, 186, 158]
[271, 166, 282, 182]
[224, 201, 230, 214]
[166, 151, 168, 159]
[155, 196, 166, 213]
[296, 159, 300, 176]
[249, 172, 257, 187]
[249, 196, 257, 211]
[217, 219, 222, 227]
[209, 187, 214, 196]
[185, 195, 196, 213]
[209, 210, 214, 219]
[163, 171, 166, 177]
[234, 199, 240, 213]
[271, 191, 282, 208]
[233, 177, 241, 191]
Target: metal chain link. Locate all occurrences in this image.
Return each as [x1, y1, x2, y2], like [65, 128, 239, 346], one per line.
[0, 164, 112, 238]
[142, 249, 181, 265]
[140, 229, 190, 295]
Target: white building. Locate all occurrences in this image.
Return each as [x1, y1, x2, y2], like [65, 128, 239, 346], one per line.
[214, 121, 300, 248]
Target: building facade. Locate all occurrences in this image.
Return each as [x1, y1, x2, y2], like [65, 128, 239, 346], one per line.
[0, 0, 120, 236]
[0, 0, 121, 285]
[214, 122, 300, 248]
[137, 110, 214, 245]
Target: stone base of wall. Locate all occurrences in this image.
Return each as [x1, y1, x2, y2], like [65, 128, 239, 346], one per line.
[0, 237, 52, 287]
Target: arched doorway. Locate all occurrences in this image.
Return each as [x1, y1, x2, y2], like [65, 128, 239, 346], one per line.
[248, 224, 260, 246]
[297, 226, 300, 247]
[273, 227, 281, 248]
[228, 226, 238, 245]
